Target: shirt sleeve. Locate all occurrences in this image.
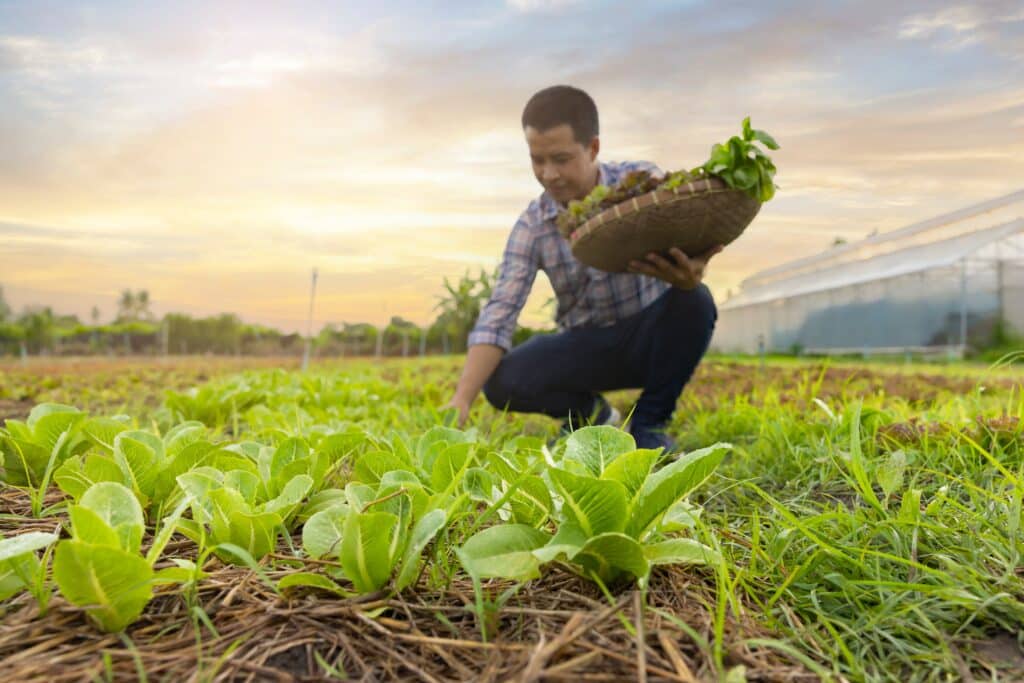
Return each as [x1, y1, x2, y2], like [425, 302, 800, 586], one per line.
[627, 159, 665, 178]
[467, 215, 539, 352]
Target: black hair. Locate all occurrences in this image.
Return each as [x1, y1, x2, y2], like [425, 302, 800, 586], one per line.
[521, 85, 599, 145]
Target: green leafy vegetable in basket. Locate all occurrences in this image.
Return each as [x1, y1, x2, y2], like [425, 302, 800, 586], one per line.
[556, 171, 660, 238]
[699, 116, 779, 202]
[556, 117, 779, 237]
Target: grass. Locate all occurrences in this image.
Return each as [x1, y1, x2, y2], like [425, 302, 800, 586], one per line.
[1, 354, 1022, 681]
[672, 364, 1024, 681]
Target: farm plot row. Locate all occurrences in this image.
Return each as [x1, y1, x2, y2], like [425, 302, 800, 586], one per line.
[1, 360, 1022, 681]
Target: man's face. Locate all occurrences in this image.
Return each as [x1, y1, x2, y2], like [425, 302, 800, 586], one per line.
[524, 123, 600, 206]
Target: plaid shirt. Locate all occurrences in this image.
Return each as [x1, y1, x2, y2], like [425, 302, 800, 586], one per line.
[468, 159, 670, 352]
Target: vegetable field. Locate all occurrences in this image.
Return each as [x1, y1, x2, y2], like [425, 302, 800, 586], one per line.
[1, 355, 1023, 682]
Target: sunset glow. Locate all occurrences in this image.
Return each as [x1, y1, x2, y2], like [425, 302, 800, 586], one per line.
[2, 1, 1022, 331]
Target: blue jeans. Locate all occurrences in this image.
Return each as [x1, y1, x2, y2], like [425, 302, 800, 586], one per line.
[482, 284, 717, 430]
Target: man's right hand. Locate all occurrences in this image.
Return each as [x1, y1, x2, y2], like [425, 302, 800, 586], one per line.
[442, 396, 472, 428]
[443, 343, 505, 429]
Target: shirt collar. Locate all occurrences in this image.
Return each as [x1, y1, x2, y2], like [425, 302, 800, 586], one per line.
[539, 162, 611, 221]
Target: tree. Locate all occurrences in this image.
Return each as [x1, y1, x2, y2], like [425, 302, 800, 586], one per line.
[136, 290, 153, 320]
[118, 290, 136, 322]
[18, 307, 56, 354]
[90, 306, 101, 349]
[0, 285, 10, 322]
[388, 316, 418, 330]
[433, 267, 496, 353]
[341, 322, 377, 356]
[117, 289, 153, 322]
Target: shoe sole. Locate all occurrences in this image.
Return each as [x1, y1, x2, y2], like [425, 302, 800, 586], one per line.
[549, 406, 624, 447]
[602, 407, 622, 428]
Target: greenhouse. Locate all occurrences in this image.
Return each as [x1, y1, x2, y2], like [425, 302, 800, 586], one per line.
[713, 189, 1024, 354]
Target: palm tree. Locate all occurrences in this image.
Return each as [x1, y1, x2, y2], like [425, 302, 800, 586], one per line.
[136, 290, 152, 320]
[0, 284, 10, 322]
[433, 267, 496, 353]
[90, 306, 101, 348]
[118, 289, 136, 322]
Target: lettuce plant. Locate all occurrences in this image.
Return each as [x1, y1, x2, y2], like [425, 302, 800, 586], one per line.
[302, 476, 448, 593]
[172, 436, 337, 562]
[347, 425, 482, 510]
[53, 421, 256, 515]
[301, 426, 479, 594]
[0, 404, 89, 486]
[53, 482, 184, 632]
[1, 404, 94, 516]
[472, 437, 554, 527]
[0, 531, 58, 607]
[458, 427, 729, 586]
[163, 381, 263, 428]
[176, 465, 313, 562]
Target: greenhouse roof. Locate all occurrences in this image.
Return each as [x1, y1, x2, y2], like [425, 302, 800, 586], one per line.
[721, 218, 1024, 310]
[742, 188, 1024, 288]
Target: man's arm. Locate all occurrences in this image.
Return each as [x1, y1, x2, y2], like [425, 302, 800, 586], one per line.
[446, 343, 504, 426]
[444, 215, 538, 426]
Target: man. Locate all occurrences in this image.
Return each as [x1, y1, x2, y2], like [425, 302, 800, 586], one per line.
[444, 85, 721, 452]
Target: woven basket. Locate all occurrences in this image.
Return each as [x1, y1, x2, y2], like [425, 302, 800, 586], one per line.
[568, 176, 761, 272]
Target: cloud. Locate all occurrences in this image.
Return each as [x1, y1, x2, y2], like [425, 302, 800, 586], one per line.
[900, 6, 987, 41]
[0, 35, 108, 74]
[898, 2, 1024, 57]
[1, 1, 1023, 330]
[505, 0, 581, 13]
[211, 54, 311, 89]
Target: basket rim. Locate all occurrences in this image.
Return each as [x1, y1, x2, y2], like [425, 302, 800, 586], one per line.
[568, 176, 758, 245]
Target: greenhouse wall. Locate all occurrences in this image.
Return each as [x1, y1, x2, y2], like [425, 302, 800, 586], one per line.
[713, 196, 1024, 354]
[1006, 263, 1024, 336]
[712, 263, 1004, 353]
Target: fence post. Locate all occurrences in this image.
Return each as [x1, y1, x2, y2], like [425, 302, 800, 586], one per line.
[302, 268, 318, 372]
[959, 258, 969, 356]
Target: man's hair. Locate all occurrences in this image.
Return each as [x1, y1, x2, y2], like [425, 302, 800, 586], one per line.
[521, 85, 599, 145]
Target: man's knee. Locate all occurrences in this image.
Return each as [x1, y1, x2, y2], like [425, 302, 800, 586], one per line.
[482, 362, 516, 409]
[482, 338, 554, 409]
[665, 284, 717, 331]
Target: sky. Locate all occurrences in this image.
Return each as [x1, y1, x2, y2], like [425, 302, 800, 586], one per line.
[1, 0, 1022, 332]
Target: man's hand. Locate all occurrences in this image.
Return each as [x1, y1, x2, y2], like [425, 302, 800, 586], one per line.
[443, 344, 503, 429]
[442, 396, 472, 428]
[627, 244, 724, 290]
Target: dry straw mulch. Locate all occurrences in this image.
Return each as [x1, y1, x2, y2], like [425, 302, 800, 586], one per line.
[0, 527, 816, 682]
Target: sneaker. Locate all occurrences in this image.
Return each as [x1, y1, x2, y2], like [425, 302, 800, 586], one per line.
[629, 423, 677, 453]
[595, 398, 622, 428]
[550, 395, 621, 444]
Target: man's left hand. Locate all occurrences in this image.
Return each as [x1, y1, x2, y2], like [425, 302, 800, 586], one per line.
[627, 244, 724, 290]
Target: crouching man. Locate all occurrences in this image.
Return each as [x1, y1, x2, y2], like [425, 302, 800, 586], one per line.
[444, 85, 721, 452]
